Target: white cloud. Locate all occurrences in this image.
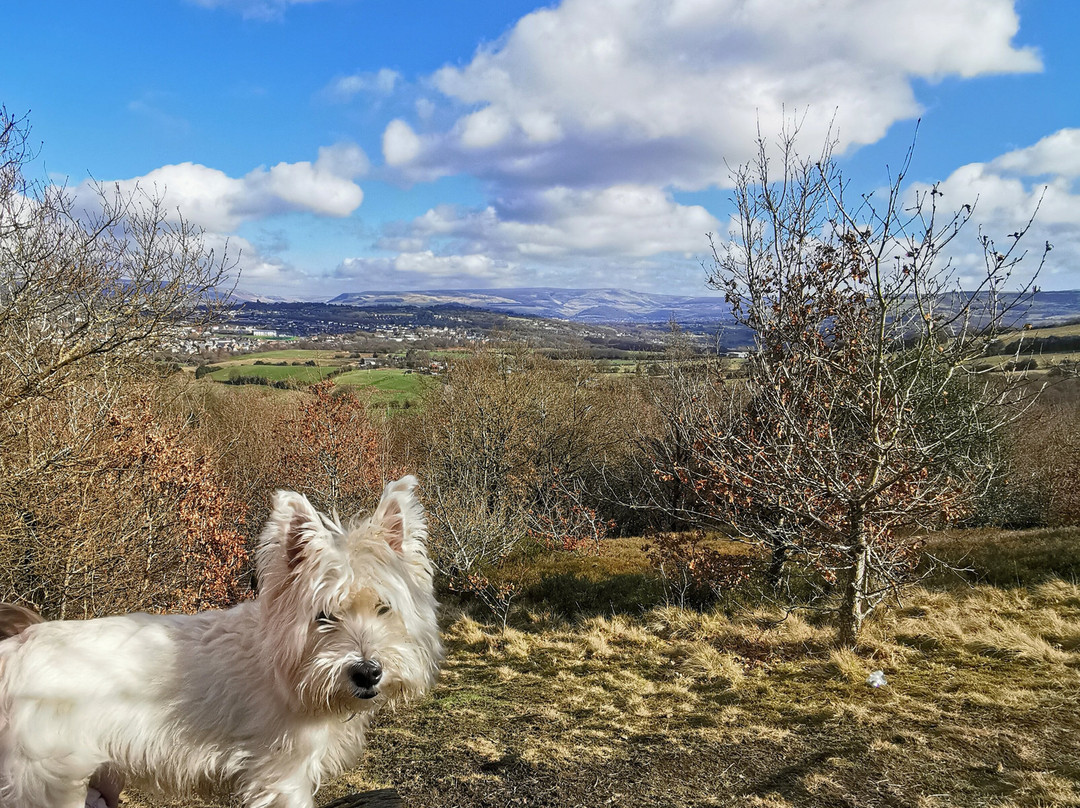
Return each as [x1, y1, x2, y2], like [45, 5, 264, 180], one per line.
[386, 0, 1040, 190]
[334, 247, 712, 293]
[324, 68, 402, 102]
[68, 146, 372, 298]
[348, 184, 720, 292]
[407, 184, 720, 259]
[310, 142, 370, 179]
[989, 129, 1080, 179]
[911, 129, 1080, 289]
[186, 0, 330, 21]
[336, 251, 517, 289]
[393, 251, 505, 278]
[83, 144, 368, 233]
[460, 108, 513, 150]
[201, 232, 294, 286]
[415, 98, 436, 121]
[382, 119, 423, 167]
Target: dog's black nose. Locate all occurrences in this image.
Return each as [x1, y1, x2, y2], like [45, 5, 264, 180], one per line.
[350, 659, 383, 690]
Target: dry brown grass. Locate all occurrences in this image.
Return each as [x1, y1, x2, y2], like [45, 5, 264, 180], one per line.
[327, 580, 1079, 808]
[127, 529, 1080, 807]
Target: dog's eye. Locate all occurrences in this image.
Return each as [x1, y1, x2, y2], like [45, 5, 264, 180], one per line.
[376, 601, 392, 617]
[315, 611, 339, 625]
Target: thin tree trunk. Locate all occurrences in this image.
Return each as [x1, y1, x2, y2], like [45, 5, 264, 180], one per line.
[766, 543, 788, 592]
[837, 519, 870, 648]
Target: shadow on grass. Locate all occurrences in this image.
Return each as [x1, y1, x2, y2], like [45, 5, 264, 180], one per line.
[517, 571, 667, 618]
[926, 526, 1080, 588]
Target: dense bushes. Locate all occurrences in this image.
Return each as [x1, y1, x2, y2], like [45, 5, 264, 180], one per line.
[4, 340, 1078, 626]
[222, 373, 297, 389]
[405, 347, 638, 623]
[0, 377, 249, 617]
[11, 337, 1078, 625]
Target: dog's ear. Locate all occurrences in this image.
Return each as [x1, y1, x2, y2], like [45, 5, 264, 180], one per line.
[263, 490, 331, 570]
[372, 475, 427, 555]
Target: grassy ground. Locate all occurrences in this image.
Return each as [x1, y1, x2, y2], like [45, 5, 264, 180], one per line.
[194, 350, 434, 406]
[336, 368, 435, 407]
[127, 528, 1080, 808]
[997, 322, 1080, 345]
[976, 351, 1080, 372]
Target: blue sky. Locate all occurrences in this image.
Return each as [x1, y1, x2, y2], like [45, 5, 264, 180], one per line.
[2, 0, 1078, 298]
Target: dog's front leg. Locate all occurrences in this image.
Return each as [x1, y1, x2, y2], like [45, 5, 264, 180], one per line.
[262, 795, 314, 808]
[249, 791, 315, 808]
[243, 777, 317, 808]
[89, 764, 123, 808]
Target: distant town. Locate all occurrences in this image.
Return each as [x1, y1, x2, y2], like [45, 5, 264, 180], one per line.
[163, 288, 1080, 365]
[163, 300, 730, 361]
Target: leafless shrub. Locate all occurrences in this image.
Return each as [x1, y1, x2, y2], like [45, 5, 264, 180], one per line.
[0, 108, 233, 418]
[416, 347, 629, 616]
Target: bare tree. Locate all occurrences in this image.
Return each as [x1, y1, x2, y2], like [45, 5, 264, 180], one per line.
[0, 107, 234, 419]
[668, 127, 1047, 645]
[0, 108, 240, 615]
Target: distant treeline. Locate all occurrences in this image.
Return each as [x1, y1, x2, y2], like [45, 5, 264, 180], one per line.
[194, 363, 347, 389]
[223, 375, 296, 389]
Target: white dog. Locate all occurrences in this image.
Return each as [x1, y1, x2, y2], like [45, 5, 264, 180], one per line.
[0, 476, 442, 808]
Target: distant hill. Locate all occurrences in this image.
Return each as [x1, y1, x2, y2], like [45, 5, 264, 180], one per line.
[228, 288, 293, 304]
[328, 288, 735, 325]
[327, 287, 1080, 329]
[1014, 290, 1080, 324]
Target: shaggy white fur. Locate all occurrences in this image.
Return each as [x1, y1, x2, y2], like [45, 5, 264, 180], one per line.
[0, 476, 442, 808]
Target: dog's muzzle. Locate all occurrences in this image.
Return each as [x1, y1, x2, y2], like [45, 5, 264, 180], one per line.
[349, 660, 383, 699]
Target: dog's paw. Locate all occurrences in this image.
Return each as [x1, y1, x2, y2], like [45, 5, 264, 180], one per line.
[85, 787, 109, 808]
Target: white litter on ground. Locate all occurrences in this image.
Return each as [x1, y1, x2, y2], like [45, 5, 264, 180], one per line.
[866, 670, 888, 688]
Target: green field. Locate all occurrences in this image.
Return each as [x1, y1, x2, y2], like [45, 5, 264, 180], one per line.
[336, 368, 434, 406]
[198, 353, 435, 407]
